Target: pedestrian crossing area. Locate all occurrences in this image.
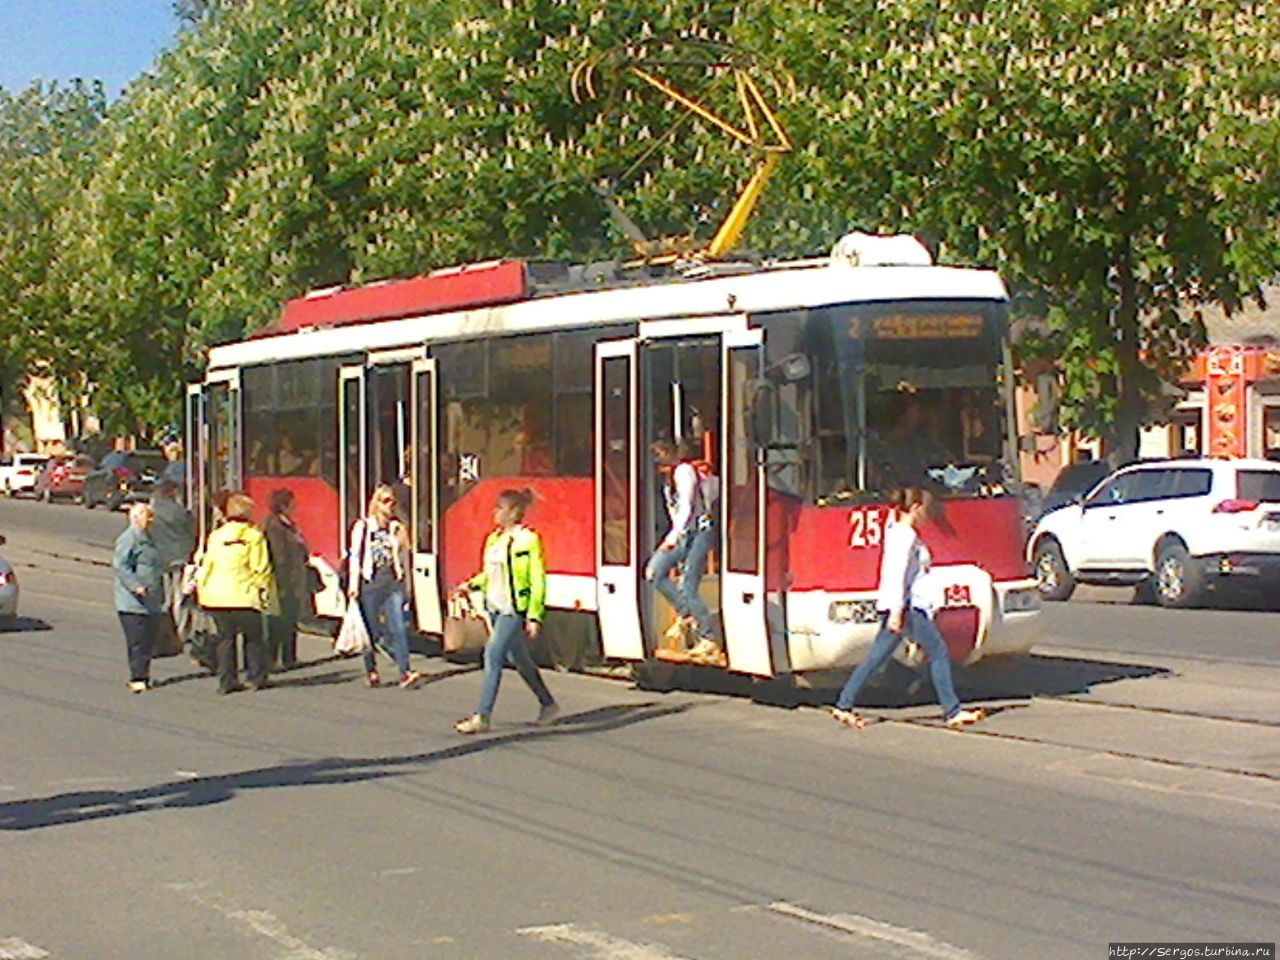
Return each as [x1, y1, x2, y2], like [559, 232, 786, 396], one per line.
[515, 903, 984, 960]
[1, 899, 986, 959]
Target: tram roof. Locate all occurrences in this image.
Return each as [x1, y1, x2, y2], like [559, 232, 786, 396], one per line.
[206, 256, 1008, 372]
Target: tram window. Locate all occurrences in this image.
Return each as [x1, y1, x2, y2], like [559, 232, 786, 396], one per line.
[367, 364, 411, 490]
[491, 337, 554, 474]
[555, 393, 593, 475]
[552, 329, 605, 477]
[754, 301, 1007, 503]
[553, 329, 596, 390]
[441, 342, 487, 400]
[242, 360, 338, 487]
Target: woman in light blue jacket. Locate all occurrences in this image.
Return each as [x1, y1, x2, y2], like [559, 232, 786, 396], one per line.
[113, 503, 165, 693]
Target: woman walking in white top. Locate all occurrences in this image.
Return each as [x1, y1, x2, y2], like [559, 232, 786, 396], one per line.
[830, 487, 984, 729]
[347, 484, 421, 689]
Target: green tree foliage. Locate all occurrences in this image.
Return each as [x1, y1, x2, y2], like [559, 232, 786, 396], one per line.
[17, 0, 1280, 447]
[0, 81, 105, 425]
[764, 0, 1280, 459]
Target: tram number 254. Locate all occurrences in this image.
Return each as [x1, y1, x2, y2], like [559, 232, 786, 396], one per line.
[848, 508, 889, 549]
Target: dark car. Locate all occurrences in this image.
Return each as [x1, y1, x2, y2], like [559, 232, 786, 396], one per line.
[1036, 460, 1113, 519]
[83, 450, 168, 510]
[34, 454, 95, 503]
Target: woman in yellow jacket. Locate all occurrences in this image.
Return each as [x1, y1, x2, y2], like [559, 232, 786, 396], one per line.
[454, 488, 559, 734]
[196, 491, 273, 694]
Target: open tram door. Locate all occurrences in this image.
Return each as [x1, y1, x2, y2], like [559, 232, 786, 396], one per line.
[720, 329, 772, 675]
[338, 364, 366, 542]
[194, 370, 242, 547]
[409, 357, 443, 634]
[185, 382, 203, 519]
[593, 339, 645, 659]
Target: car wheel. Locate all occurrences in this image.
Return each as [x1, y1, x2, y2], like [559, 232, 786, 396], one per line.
[1033, 537, 1076, 601]
[1154, 542, 1203, 609]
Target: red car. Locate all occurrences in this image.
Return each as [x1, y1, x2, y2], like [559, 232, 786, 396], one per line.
[34, 454, 95, 503]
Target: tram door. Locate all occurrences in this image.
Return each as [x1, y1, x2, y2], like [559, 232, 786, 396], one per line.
[409, 358, 443, 634]
[185, 383, 203, 522]
[593, 340, 644, 659]
[199, 372, 242, 545]
[338, 365, 366, 541]
[720, 329, 771, 675]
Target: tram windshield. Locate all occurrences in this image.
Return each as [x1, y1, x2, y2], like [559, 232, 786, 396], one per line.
[758, 299, 1012, 504]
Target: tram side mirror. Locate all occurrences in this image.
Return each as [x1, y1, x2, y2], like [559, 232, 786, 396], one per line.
[765, 352, 811, 383]
[747, 380, 778, 447]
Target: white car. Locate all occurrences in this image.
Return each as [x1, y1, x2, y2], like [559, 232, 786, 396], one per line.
[0, 536, 16, 621]
[1028, 458, 1280, 608]
[0, 453, 51, 497]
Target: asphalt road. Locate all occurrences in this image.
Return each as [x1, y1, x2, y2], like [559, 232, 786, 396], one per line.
[0, 496, 1276, 960]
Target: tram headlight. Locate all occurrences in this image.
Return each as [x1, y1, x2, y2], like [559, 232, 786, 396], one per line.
[1002, 588, 1041, 613]
[829, 600, 880, 624]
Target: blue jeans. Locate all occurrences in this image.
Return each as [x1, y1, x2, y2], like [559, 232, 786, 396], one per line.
[359, 582, 411, 677]
[477, 611, 555, 719]
[648, 523, 718, 640]
[834, 609, 961, 719]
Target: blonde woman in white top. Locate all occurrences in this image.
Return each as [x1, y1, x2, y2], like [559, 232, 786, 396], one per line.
[831, 487, 984, 729]
[347, 484, 421, 689]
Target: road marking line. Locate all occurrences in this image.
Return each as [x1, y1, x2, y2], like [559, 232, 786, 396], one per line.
[517, 923, 695, 959]
[766, 901, 983, 960]
[167, 884, 356, 959]
[0, 938, 49, 959]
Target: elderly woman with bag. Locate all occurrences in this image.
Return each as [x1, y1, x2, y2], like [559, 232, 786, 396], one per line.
[196, 491, 274, 694]
[113, 503, 165, 693]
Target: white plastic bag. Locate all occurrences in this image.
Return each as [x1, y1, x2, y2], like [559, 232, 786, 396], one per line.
[334, 601, 371, 655]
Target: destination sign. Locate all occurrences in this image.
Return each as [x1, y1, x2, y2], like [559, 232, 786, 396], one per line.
[861, 314, 986, 340]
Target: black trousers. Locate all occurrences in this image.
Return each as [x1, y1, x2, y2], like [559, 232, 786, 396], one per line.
[117, 612, 158, 682]
[267, 594, 300, 668]
[210, 608, 268, 691]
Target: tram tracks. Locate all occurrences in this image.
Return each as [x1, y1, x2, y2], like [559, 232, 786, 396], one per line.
[869, 694, 1280, 787]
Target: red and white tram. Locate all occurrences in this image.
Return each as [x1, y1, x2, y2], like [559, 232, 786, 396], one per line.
[190, 236, 1040, 680]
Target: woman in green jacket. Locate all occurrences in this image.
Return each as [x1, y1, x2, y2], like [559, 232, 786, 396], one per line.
[454, 488, 559, 734]
[196, 491, 273, 694]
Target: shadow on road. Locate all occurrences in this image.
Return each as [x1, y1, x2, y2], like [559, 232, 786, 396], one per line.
[0, 701, 693, 832]
[744, 653, 1171, 710]
[0, 616, 53, 635]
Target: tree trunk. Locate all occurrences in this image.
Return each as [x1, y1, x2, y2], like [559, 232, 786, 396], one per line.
[1107, 247, 1143, 467]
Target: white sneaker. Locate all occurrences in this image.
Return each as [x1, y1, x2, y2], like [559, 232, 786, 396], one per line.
[454, 714, 490, 734]
[536, 702, 561, 726]
[127, 681, 148, 694]
[687, 637, 721, 661]
[945, 707, 985, 728]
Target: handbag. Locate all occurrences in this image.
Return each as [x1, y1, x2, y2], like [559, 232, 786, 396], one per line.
[442, 590, 490, 654]
[334, 600, 372, 655]
[151, 612, 183, 658]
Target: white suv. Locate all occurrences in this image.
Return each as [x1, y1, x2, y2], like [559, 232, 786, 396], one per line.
[1028, 458, 1280, 607]
[0, 453, 50, 497]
